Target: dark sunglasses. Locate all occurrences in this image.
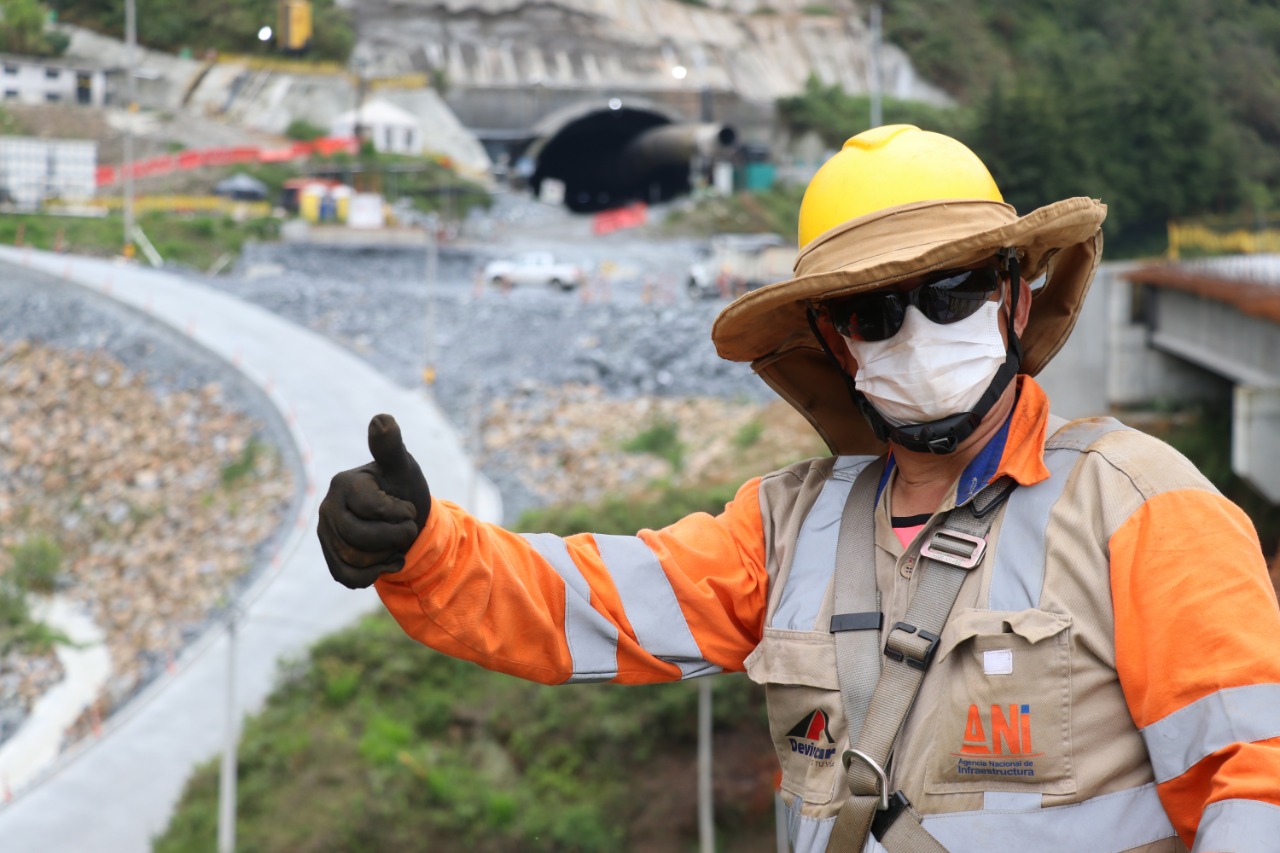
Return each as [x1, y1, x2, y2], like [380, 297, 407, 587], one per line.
[822, 263, 1005, 342]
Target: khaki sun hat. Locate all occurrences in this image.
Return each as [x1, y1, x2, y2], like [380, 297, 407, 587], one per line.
[711, 126, 1107, 456]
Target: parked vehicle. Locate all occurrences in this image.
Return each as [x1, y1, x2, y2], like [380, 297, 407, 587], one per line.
[687, 233, 795, 299]
[482, 252, 586, 290]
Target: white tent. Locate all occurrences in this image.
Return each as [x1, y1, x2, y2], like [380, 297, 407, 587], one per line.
[329, 99, 423, 155]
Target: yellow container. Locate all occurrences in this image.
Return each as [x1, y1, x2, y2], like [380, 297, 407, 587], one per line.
[333, 186, 352, 222]
[299, 187, 322, 222]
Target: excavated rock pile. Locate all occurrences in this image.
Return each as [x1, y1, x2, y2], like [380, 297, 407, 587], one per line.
[479, 381, 827, 514]
[0, 339, 293, 746]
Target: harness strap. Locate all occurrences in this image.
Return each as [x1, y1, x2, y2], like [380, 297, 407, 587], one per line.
[830, 457, 887, 764]
[826, 475, 1016, 853]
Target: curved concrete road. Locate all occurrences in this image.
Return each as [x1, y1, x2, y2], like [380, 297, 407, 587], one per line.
[0, 247, 502, 852]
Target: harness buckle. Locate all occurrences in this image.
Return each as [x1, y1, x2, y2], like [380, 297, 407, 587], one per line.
[883, 622, 941, 671]
[841, 748, 891, 811]
[919, 528, 986, 569]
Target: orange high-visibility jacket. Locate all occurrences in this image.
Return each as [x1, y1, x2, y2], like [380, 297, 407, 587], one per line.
[376, 377, 1280, 850]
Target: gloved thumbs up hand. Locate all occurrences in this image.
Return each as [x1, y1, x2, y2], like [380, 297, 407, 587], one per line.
[366, 414, 431, 530]
[318, 414, 432, 589]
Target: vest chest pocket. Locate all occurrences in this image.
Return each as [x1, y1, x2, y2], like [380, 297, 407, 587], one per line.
[745, 627, 847, 807]
[924, 608, 1077, 796]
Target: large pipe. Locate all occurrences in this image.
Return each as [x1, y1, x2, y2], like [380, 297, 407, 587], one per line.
[618, 122, 737, 167]
[531, 115, 738, 213]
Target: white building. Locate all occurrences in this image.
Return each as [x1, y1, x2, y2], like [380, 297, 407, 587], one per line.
[0, 54, 108, 107]
[0, 137, 97, 208]
[329, 99, 423, 155]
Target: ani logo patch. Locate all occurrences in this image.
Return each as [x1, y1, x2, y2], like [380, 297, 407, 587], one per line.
[785, 710, 837, 766]
[950, 703, 1044, 778]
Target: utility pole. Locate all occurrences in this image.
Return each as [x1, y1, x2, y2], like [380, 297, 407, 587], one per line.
[697, 678, 715, 853]
[423, 213, 438, 387]
[869, 2, 883, 129]
[123, 0, 137, 258]
[217, 609, 239, 853]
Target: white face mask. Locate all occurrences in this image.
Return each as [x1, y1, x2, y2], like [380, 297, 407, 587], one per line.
[842, 300, 1008, 426]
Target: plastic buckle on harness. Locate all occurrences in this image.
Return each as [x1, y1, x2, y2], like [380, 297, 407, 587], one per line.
[884, 622, 941, 671]
[919, 528, 986, 569]
[870, 790, 911, 842]
[841, 748, 890, 811]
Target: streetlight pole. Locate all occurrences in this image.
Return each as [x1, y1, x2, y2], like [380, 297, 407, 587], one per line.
[217, 609, 239, 853]
[423, 214, 438, 387]
[123, 0, 137, 257]
[869, 3, 883, 129]
[697, 678, 715, 853]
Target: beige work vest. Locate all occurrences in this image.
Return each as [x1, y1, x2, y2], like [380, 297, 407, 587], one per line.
[746, 418, 1200, 852]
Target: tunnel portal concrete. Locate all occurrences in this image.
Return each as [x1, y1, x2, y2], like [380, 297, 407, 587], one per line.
[519, 100, 737, 213]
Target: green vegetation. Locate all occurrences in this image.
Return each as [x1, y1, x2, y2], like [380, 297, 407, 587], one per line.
[220, 437, 263, 488]
[770, 0, 1280, 257]
[516, 481, 741, 536]
[733, 419, 765, 452]
[0, 211, 280, 271]
[777, 76, 968, 149]
[1, 535, 68, 655]
[308, 150, 494, 218]
[48, 0, 354, 61]
[9, 536, 63, 594]
[0, 0, 68, 56]
[284, 118, 327, 142]
[156, 564, 771, 853]
[621, 418, 685, 472]
[658, 182, 805, 239]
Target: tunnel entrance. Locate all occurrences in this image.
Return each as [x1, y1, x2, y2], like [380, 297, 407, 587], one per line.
[528, 106, 736, 213]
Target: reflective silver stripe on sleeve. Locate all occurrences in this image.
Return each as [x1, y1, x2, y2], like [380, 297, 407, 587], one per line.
[920, 783, 1175, 852]
[772, 456, 874, 631]
[1141, 682, 1280, 783]
[594, 534, 720, 679]
[1192, 799, 1280, 853]
[987, 448, 1075, 611]
[521, 533, 619, 683]
[784, 795, 836, 853]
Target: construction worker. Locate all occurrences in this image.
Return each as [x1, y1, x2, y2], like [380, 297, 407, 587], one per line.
[318, 126, 1280, 852]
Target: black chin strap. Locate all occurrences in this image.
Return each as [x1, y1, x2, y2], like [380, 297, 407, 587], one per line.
[808, 249, 1023, 456]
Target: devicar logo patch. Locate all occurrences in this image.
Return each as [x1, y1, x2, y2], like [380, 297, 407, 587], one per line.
[786, 710, 837, 766]
[950, 703, 1044, 778]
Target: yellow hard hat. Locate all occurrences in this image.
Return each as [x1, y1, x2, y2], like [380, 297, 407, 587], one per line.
[797, 125, 1004, 249]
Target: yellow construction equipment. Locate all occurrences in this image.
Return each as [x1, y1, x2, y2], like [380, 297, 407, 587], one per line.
[277, 0, 313, 54]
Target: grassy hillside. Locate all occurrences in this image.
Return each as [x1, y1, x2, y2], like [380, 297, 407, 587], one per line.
[49, 0, 354, 61]
[774, 0, 1280, 257]
[154, 610, 778, 853]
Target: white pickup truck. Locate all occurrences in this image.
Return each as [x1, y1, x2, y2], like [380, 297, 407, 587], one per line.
[687, 233, 796, 299]
[482, 252, 586, 291]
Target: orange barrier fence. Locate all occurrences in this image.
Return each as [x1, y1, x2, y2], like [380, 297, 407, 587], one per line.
[96, 136, 358, 187]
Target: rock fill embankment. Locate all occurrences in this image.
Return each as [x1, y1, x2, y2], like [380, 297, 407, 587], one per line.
[0, 339, 293, 748]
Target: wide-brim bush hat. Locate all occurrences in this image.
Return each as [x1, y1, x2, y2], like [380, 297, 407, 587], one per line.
[711, 125, 1107, 455]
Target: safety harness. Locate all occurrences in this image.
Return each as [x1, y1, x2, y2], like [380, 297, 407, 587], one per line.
[825, 458, 1017, 852]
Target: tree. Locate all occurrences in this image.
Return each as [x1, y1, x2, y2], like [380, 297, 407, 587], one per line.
[0, 0, 65, 56]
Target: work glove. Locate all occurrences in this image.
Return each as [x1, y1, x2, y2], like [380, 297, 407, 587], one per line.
[318, 413, 431, 589]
